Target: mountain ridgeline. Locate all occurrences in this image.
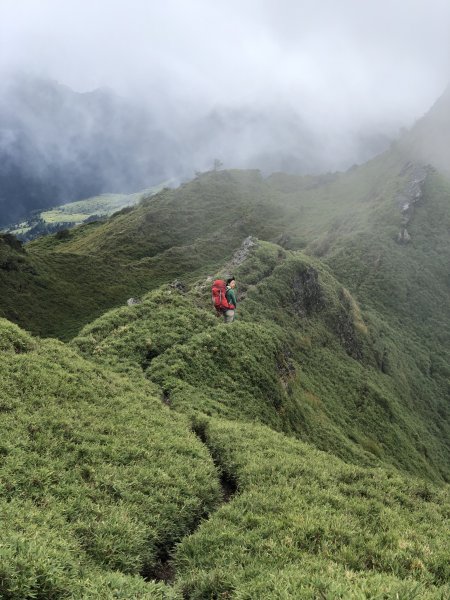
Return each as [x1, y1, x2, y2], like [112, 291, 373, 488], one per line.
[0, 93, 449, 598]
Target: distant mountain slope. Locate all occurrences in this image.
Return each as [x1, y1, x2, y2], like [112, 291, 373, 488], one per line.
[2, 167, 369, 338]
[401, 86, 450, 174]
[1, 137, 449, 343]
[2, 181, 172, 241]
[0, 75, 179, 225]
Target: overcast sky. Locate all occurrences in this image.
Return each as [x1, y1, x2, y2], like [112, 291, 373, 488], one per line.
[1, 0, 450, 133]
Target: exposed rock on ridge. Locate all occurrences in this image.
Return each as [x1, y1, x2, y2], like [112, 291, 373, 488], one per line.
[226, 236, 258, 271]
[396, 163, 429, 244]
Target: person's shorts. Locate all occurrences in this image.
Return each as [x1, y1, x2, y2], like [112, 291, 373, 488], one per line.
[223, 309, 235, 324]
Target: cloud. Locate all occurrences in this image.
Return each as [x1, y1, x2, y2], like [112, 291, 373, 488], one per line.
[0, 0, 449, 203]
[1, 0, 449, 119]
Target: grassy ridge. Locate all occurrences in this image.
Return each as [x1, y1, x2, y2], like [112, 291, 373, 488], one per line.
[2, 152, 448, 344]
[73, 242, 450, 482]
[3, 242, 449, 597]
[69, 241, 450, 597]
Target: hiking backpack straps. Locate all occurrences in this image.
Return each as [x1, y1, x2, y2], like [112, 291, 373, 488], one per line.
[211, 279, 233, 312]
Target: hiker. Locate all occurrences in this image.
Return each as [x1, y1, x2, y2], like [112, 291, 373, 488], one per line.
[211, 276, 237, 323]
[223, 277, 237, 324]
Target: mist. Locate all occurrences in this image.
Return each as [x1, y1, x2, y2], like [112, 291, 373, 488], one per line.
[1, 0, 450, 223]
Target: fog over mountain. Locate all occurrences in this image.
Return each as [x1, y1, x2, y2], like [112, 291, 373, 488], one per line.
[0, 76, 182, 224]
[1, 0, 449, 224]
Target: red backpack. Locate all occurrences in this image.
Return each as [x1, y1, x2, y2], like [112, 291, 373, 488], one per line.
[211, 279, 235, 312]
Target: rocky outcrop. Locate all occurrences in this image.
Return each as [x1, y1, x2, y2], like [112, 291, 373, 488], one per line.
[170, 279, 188, 293]
[292, 266, 325, 317]
[127, 297, 142, 306]
[396, 163, 429, 244]
[226, 236, 258, 271]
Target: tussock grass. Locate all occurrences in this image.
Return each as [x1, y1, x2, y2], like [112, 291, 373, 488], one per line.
[174, 418, 450, 599]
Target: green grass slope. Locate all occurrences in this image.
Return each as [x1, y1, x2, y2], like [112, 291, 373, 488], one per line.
[0, 318, 220, 599]
[1, 119, 450, 597]
[2, 192, 450, 597]
[2, 246, 450, 598]
[70, 240, 449, 597]
[72, 241, 450, 483]
[174, 418, 449, 599]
